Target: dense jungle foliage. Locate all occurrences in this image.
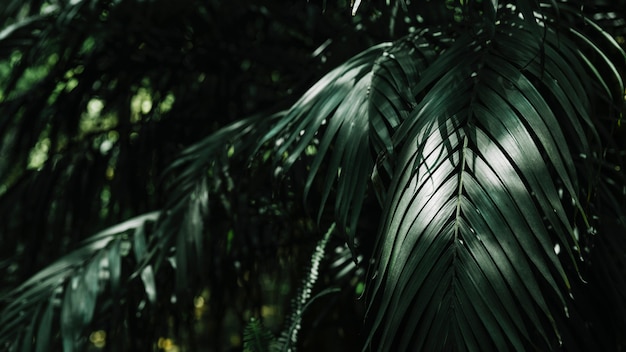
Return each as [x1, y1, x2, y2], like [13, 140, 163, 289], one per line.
[1, 0, 626, 351]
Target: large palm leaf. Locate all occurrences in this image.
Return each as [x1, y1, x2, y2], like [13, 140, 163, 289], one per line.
[255, 2, 626, 350]
[368, 7, 624, 352]
[368, 8, 624, 352]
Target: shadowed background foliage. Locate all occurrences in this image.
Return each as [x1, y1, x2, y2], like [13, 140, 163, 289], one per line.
[0, 1, 400, 350]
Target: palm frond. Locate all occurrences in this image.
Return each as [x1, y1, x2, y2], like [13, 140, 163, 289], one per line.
[365, 5, 624, 350]
[152, 113, 281, 300]
[0, 212, 160, 351]
[0, 112, 290, 349]
[257, 43, 389, 249]
[369, 27, 450, 202]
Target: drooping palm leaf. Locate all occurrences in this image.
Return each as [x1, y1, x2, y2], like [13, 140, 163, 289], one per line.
[0, 212, 160, 351]
[0, 110, 290, 350]
[364, 4, 625, 351]
[258, 44, 389, 249]
[155, 113, 282, 299]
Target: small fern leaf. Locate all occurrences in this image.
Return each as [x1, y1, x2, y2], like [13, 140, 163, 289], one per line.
[275, 223, 339, 352]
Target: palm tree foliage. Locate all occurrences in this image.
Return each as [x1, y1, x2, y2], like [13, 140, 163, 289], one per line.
[1, 0, 626, 351]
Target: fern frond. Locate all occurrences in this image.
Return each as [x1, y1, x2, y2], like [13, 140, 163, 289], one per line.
[243, 317, 275, 352]
[274, 223, 338, 352]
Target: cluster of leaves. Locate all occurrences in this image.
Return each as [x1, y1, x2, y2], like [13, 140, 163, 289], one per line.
[0, 0, 392, 350]
[1, 0, 626, 351]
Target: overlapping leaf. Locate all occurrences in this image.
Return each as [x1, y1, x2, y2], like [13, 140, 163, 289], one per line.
[0, 212, 159, 351]
[258, 44, 389, 248]
[154, 113, 280, 297]
[0, 113, 281, 350]
[365, 7, 624, 351]
[368, 28, 446, 201]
